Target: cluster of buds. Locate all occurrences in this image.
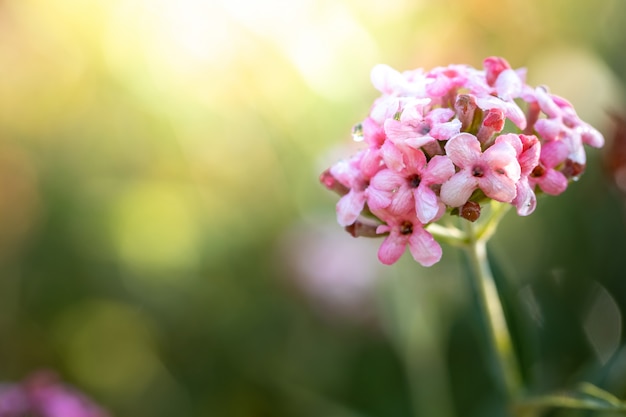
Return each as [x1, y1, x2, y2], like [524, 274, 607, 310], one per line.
[321, 57, 604, 266]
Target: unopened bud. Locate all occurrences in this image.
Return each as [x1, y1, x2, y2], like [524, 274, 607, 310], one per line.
[455, 94, 479, 132]
[460, 201, 481, 222]
[345, 219, 381, 238]
[483, 56, 511, 86]
[477, 108, 506, 144]
[319, 169, 349, 196]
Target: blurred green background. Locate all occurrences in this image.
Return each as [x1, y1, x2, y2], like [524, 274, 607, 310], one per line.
[1, 0, 626, 416]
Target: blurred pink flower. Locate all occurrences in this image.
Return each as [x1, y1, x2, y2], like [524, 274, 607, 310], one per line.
[0, 371, 110, 417]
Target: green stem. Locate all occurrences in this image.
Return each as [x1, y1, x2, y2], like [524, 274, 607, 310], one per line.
[463, 217, 522, 404]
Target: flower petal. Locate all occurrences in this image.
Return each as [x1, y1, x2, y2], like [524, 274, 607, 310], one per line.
[408, 228, 442, 267]
[426, 107, 455, 124]
[380, 141, 405, 172]
[483, 141, 521, 182]
[541, 140, 569, 168]
[495, 68, 522, 100]
[414, 185, 440, 223]
[422, 155, 455, 184]
[377, 232, 407, 265]
[403, 148, 427, 174]
[512, 178, 536, 216]
[537, 169, 568, 195]
[444, 133, 481, 168]
[336, 189, 366, 226]
[478, 171, 517, 202]
[430, 119, 462, 140]
[535, 118, 562, 142]
[371, 64, 405, 95]
[440, 170, 477, 207]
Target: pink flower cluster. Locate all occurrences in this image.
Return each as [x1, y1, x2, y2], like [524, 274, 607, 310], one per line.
[321, 57, 604, 266]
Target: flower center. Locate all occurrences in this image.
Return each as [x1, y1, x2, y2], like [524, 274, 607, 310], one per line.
[530, 165, 545, 178]
[399, 221, 413, 235]
[472, 165, 485, 177]
[407, 174, 421, 188]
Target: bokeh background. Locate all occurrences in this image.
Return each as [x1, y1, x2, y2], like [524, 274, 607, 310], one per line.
[1, 0, 626, 416]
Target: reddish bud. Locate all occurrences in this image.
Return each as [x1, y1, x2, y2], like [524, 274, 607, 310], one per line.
[460, 201, 481, 222]
[320, 169, 349, 196]
[483, 56, 512, 86]
[477, 108, 506, 143]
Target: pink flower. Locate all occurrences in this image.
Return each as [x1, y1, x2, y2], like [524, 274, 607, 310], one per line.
[496, 133, 541, 215]
[320, 56, 605, 267]
[476, 95, 527, 130]
[440, 133, 521, 207]
[368, 147, 454, 223]
[329, 148, 382, 226]
[384, 102, 462, 150]
[376, 216, 442, 266]
[370, 64, 426, 97]
[483, 56, 512, 86]
[528, 139, 570, 195]
[532, 87, 604, 165]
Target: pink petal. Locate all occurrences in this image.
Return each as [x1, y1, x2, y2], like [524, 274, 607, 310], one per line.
[389, 187, 414, 215]
[359, 148, 383, 177]
[512, 178, 537, 216]
[541, 140, 569, 168]
[578, 124, 605, 148]
[426, 107, 456, 124]
[367, 170, 401, 211]
[414, 185, 440, 223]
[483, 56, 511, 86]
[370, 169, 404, 189]
[377, 232, 407, 265]
[362, 117, 386, 148]
[384, 118, 415, 143]
[534, 87, 561, 118]
[444, 133, 481, 168]
[408, 228, 442, 267]
[329, 159, 358, 188]
[537, 169, 568, 195]
[370, 96, 401, 124]
[478, 171, 517, 202]
[483, 141, 521, 182]
[336, 189, 366, 226]
[495, 133, 523, 155]
[502, 101, 527, 130]
[535, 118, 562, 142]
[371, 64, 405, 95]
[400, 98, 430, 122]
[366, 186, 391, 212]
[517, 136, 541, 175]
[405, 135, 436, 149]
[440, 170, 477, 207]
[495, 68, 522, 100]
[403, 148, 427, 174]
[422, 155, 455, 184]
[430, 119, 462, 140]
[380, 141, 405, 171]
[476, 96, 526, 130]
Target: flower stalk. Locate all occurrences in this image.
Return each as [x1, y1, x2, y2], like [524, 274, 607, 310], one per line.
[462, 215, 523, 404]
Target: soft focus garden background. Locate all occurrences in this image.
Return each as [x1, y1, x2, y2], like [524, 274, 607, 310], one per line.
[1, 1, 626, 416]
